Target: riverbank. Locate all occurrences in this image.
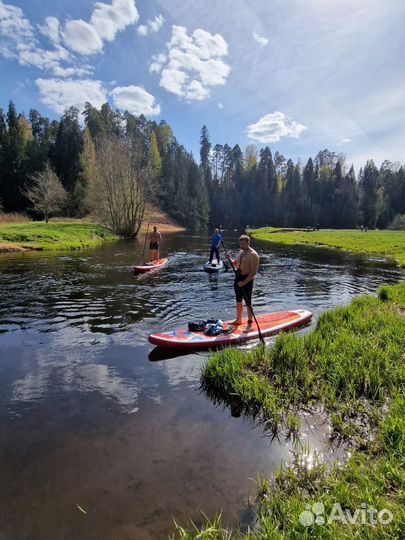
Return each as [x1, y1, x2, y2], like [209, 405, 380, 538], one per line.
[250, 227, 405, 268]
[0, 222, 117, 252]
[0, 209, 185, 253]
[178, 281, 405, 539]
[188, 226, 405, 539]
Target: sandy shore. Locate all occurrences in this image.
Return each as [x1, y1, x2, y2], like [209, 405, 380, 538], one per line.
[0, 243, 28, 253]
[142, 222, 185, 233]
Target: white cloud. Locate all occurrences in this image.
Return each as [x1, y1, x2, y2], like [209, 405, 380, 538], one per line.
[110, 85, 161, 116]
[253, 32, 268, 46]
[1, 0, 140, 77]
[151, 25, 230, 101]
[149, 52, 167, 73]
[38, 16, 60, 46]
[340, 138, 351, 143]
[0, 1, 93, 76]
[63, 19, 103, 55]
[90, 0, 138, 42]
[148, 14, 164, 33]
[217, 102, 223, 109]
[137, 14, 164, 37]
[62, 0, 139, 55]
[247, 112, 307, 143]
[0, 0, 35, 59]
[137, 24, 148, 36]
[35, 78, 108, 114]
[52, 65, 92, 78]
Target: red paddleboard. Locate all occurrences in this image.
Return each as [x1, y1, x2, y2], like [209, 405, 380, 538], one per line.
[148, 310, 312, 350]
[133, 258, 169, 274]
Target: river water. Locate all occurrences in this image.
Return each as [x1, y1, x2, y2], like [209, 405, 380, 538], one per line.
[0, 232, 402, 539]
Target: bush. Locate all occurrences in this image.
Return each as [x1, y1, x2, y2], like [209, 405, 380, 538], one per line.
[388, 214, 405, 230]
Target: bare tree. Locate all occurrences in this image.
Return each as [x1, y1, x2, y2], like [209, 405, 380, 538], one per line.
[22, 164, 67, 222]
[86, 137, 149, 237]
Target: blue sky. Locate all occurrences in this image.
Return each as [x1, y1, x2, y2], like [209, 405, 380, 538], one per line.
[1, 0, 404, 171]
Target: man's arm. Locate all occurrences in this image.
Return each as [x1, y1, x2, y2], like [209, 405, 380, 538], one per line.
[232, 251, 241, 269]
[227, 250, 241, 268]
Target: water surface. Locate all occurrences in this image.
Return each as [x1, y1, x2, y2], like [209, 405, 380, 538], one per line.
[0, 232, 401, 539]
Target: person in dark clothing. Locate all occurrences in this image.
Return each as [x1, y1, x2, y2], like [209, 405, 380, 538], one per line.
[209, 228, 222, 263]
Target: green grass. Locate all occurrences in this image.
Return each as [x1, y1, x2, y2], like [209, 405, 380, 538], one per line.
[203, 283, 405, 440]
[176, 282, 405, 539]
[250, 228, 405, 268]
[0, 221, 117, 251]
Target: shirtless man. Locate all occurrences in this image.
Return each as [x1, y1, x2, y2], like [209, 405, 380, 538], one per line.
[226, 235, 260, 327]
[149, 226, 162, 261]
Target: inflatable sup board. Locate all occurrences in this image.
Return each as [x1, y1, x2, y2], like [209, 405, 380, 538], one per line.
[203, 259, 224, 273]
[134, 258, 169, 274]
[149, 310, 312, 350]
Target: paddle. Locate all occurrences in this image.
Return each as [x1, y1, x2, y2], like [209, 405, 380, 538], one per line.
[221, 240, 265, 344]
[140, 222, 150, 265]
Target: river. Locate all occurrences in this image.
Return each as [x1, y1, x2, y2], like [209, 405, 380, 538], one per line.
[0, 232, 402, 539]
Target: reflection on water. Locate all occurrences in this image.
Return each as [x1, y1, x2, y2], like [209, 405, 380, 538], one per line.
[0, 233, 402, 539]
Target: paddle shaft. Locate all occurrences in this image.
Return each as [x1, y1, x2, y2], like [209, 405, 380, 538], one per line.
[140, 222, 150, 264]
[221, 240, 264, 344]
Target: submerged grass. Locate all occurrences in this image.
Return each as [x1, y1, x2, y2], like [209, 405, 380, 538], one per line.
[250, 228, 405, 268]
[0, 221, 117, 251]
[176, 282, 405, 539]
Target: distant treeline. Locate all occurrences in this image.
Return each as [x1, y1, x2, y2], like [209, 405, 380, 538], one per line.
[200, 126, 405, 230]
[0, 101, 208, 230]
[0, 100, 404, 232]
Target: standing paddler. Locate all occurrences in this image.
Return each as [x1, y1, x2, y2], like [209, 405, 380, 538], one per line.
[149, 226, 162, 261]
[225, 234, 260, 328]
[209, 228, 222, 264]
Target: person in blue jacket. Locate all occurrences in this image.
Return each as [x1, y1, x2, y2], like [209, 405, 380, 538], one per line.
[209, 228, 222, 264]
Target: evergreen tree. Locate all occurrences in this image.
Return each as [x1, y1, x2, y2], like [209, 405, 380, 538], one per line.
[360, 160, 380, 228]
[200, 125, 211, 173]
[53, 106, 84, 213]
[302, 157, 316, 225]
[2, 102, 29, 210]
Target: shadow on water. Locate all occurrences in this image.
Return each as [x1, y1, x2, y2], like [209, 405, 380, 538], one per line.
[148, 346, 204, 362]
[0, 231, 402, 539]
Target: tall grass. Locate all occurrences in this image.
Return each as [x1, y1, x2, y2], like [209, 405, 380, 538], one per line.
[203, 283, 405, 439]
[176, 283, 405, 539]
[0, 211, 30, 224]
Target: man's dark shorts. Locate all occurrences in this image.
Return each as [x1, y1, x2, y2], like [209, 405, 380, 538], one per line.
[234, 273, 253, 304]
[150, 242, 159, 250]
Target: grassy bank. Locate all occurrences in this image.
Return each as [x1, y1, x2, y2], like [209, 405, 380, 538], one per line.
[177, 282, 405, 539]
[250, 228, 405, 268]
[0, 221, 117, 251]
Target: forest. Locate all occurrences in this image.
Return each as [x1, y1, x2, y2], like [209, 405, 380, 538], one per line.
[0, 101, 404, 233]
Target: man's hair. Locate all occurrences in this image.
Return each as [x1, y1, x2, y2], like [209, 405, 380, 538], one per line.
[239, 234, 250, 244]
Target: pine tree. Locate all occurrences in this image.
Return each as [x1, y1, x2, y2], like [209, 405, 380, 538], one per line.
[53, 107, 84, 213]
[360, 160, 380, 228]
[2, 102, 29, 210]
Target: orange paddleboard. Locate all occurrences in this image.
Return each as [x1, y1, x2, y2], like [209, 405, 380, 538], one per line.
[148, 310, 312, 350]
[134, 258, 169, 274]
